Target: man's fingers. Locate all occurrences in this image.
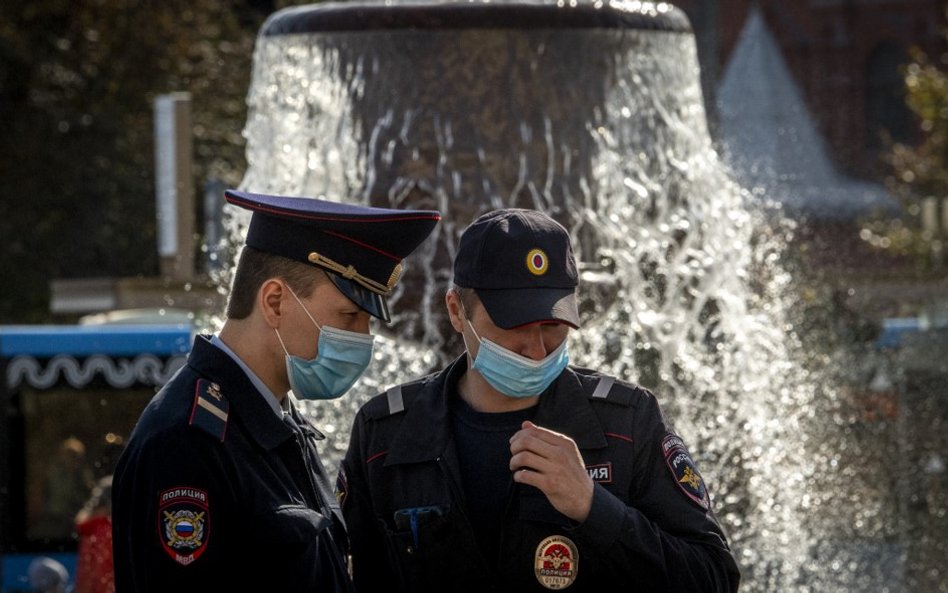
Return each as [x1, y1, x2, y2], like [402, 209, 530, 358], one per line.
[511, 421, 573, 450]
[513, 467, 543, 489]
[509, 432, 559, 459]
[509, 421, 595, 522]
[510, 450, 553, 474]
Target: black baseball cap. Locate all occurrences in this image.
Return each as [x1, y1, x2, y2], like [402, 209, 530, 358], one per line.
[453, 209, 580, 329]
[225, 190, 441, 322]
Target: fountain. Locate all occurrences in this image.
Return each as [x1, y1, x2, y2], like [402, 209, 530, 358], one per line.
[221, 1, 915, 590]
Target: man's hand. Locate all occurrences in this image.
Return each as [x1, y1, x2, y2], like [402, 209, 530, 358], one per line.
[509, 420, 594, 522]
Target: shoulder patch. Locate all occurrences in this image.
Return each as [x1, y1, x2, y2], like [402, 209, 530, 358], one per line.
[159, 487, 210, 566]
[662, 434, 709, 510]
[188, 379, 230, 442]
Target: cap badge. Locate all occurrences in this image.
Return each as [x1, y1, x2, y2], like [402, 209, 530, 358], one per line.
[526, 248, 549, 276]
[534, 535, 579, 589]
[308, 251, 399, 296]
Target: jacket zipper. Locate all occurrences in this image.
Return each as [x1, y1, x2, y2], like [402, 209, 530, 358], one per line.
[436, 454, 496, 583]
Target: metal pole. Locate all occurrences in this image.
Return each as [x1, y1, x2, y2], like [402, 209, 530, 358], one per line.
[154, 93, 195, 281]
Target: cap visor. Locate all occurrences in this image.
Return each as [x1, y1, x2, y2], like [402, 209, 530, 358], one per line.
[327, 273, 391, 323]
[475, 287, 579, 329]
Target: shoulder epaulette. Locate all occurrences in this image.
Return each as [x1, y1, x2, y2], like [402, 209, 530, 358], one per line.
[386, 385, 405, 415]
[188, 379, 230, 442]
[362, 377, 430, 421]
[578, 371, 636, 407]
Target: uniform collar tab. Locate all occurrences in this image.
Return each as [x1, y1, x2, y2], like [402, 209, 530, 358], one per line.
[193, 336, 295, 451]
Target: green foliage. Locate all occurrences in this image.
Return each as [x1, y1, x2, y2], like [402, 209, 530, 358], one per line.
[0, 0, 314, 323]
[864, 29, 948, 268]
[888, 44, 948, 207]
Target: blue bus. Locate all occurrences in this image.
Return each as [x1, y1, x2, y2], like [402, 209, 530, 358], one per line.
[0, 324, 192, 592]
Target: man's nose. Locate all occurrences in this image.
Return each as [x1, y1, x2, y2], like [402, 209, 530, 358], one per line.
[518, 326, 548, 361]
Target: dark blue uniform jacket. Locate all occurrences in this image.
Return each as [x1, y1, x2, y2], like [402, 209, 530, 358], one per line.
[340, 356, 741, 592]
[112, 335, 353, 593]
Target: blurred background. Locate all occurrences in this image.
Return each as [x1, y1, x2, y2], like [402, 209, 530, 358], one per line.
[1, 1, 946, 591]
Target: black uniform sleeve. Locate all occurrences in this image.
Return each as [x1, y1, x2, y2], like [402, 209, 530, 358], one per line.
[112, 425, 239, 592]
[570, 392, 741, 592]
[339, 410, 399, 592]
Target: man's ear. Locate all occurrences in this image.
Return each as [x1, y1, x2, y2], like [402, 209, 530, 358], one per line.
[445, 290, 465, 333]
[259, 279, 287, 328]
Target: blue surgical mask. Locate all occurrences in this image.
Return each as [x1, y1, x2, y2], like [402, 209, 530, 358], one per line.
[275, 286, 375, 400]
[462, 318, 569, 398]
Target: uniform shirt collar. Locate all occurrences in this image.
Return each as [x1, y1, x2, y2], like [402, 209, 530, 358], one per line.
[189, 336, 293, 451]
[210, 334, 286, 418]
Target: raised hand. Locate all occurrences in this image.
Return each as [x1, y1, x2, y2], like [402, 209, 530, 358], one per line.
[509, 420, 594, 522]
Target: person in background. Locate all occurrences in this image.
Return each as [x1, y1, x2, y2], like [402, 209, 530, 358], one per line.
[74, 476, 114, 593]
[340, 208, 740, 591]
[112, 191, 440, 593]
[34, 437, 93, 540]
[27, 556, 70, 593]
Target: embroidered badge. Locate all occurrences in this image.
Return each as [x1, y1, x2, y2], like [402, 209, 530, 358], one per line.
[534, 535, 579, 589]
[585, 462, 612, 484]
[158, 487, 209, 566]
[335, 467, 348, 509]
[662, 434, 709, 510]
[526, 248, 549, 276]
[206, 382, 223, 401]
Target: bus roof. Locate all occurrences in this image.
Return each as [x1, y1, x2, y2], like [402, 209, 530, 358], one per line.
[0, 324, 193, 357]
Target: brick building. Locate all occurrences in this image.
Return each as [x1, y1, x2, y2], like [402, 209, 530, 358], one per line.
[676, 0, 945, 179]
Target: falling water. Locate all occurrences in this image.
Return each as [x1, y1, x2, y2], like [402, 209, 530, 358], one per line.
[220, 1, 887, 590]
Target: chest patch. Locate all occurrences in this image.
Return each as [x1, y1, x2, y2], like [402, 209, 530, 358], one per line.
[662, 434, 709, 510]
[534, 535, 579, 589]
[158, 487, 210, 566]
[585, 462, 612, 483]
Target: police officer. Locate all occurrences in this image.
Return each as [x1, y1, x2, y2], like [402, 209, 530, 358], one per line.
[112, 190, 440, 592]
[340, 209, 741, 592]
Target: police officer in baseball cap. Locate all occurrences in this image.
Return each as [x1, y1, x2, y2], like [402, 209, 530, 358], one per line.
[112, 191, 440, 593]
[341, 208, 740, 591]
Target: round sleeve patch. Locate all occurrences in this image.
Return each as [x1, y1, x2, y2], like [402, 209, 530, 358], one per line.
[159, 487, 210, 566]
[661, 435, 710, 510]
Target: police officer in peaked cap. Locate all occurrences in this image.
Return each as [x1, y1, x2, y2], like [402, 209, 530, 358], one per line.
[112, 191, 440, 593]
[340, 209, 741, 592]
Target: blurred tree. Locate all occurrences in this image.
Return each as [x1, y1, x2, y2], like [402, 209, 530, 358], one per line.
[863, 20, 948, 270]
[0, 0, 310, 323]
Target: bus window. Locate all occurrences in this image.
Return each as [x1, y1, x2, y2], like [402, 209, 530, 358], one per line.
[21, 386, 155, 546]
[1, 323, 191, 592]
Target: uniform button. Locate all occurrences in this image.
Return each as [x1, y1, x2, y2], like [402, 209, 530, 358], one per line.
[406, 546, 415, 554]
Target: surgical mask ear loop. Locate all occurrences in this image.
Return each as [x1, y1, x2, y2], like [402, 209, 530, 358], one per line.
[274, 327, 291, 357]
[285, 284, 323, 331]
[458, 302, 481, 361]
[274, 284, 321, 358]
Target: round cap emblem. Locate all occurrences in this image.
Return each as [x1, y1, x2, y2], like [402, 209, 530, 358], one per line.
[526, 248, 549, 276]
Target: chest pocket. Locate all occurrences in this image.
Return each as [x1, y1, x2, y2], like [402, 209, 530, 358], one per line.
[253, 504, 353, 592]
[258, 504, 331, 543]
[385, 504, 452, 555]
[382, 503, 482, 590]
[518, 486, 569, 527]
